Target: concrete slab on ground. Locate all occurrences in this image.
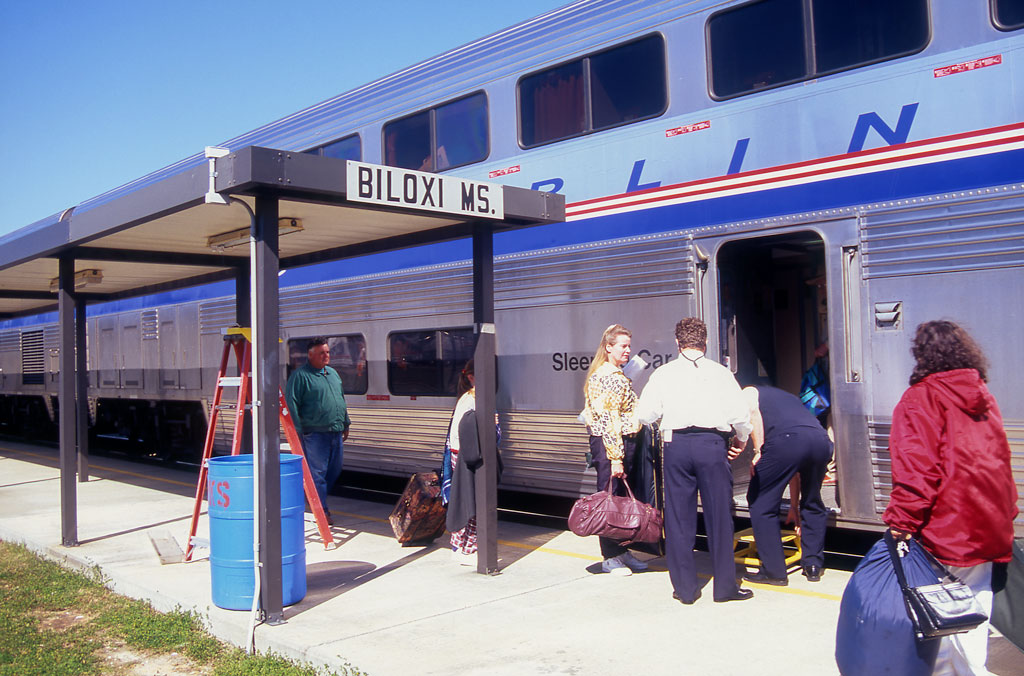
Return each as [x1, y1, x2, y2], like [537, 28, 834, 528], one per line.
[1, 441, 1020, 676]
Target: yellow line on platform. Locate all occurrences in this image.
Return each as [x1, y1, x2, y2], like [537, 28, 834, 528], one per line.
[0, 445, 194, 487]
[499, 539, 602, 561]
[743, 581, 841, 601]
[94, 465, 195, 488]
[331, 510, 389, 524]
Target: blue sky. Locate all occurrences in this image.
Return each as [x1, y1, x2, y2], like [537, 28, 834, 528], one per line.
[0, 0, 567, 238]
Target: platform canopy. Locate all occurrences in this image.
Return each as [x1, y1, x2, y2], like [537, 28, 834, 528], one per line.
[0, 146, 563, 624]
[0, 147, 562, 318]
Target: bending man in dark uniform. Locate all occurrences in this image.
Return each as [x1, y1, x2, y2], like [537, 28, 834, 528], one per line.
[741, 385, 832, 584]
[285, 336, 351, 524]
[637, 318, 753, 604]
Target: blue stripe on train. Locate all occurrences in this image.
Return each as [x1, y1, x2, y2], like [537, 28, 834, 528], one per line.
[4, 147, 1022, 328]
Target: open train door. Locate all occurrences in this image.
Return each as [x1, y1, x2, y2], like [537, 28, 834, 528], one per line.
[691, 219, 871, 524]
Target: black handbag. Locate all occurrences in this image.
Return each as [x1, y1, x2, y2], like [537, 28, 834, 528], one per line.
[884, 531, 988, 641]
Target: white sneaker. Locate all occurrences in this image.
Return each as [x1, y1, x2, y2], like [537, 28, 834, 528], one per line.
[619, 551, 649, 572]
[601, 555, 632, 576]
[452, 549, 475, 566]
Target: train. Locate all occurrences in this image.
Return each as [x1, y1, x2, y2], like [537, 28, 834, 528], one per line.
[1, 0, 1022, 533]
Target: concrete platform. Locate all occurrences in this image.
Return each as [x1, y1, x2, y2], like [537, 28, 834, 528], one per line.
[1, 440, 1020, 676]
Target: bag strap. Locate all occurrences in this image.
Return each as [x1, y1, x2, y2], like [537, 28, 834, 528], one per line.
[884, 531, 962, 589]
[913, 539, 965, 584]
[604, 474, 636, 500]
[884, 530, 914, 592]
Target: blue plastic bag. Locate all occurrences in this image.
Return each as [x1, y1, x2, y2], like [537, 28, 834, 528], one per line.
[835, 536, 942, 675]
[799, 360, 831, 416]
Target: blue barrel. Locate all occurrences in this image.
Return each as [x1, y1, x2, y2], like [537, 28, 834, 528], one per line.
[208, 454, 306, 610]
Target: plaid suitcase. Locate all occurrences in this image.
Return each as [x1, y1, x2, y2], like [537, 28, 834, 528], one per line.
[389, 471, 447, 545]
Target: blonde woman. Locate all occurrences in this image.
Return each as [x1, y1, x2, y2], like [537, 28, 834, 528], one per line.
[581, 324, 647, 576]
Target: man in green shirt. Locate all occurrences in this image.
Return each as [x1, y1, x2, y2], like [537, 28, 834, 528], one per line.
[285, 337, 351, 522]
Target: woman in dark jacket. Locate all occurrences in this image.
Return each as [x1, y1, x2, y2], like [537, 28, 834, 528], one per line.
[883, 320, 1018, 675]
[445, 360, 501, 565]
[445, 361, 480, 564]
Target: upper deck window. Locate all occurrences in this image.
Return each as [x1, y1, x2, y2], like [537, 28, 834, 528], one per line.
[993, 0, 1024, 30]
[519, 34, 667, 148]
[708, 0, 929, 100]
[383, 92, 489, 172]
[305, 134, 362, 161]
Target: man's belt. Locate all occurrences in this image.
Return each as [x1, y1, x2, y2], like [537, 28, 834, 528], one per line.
[672, 426, 731, 439]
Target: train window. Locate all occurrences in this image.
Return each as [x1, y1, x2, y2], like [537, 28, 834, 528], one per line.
[708, 0, 806, 99]
[320, 134, 362, 161]
[304, 134, 362, 161]
[383, 92, 488, 172]
[590, 35, 667, 131]
[993, 0, 1024, 30]
[435, 93, 489, 170]
[387, 328, 475, 397]
[520, 61, 585, 147]
[812, 0, 929, 74]
[384, 110, 432, 171]
[286, 335, 368, 395]
[708, 0, 929, 100]
[519, 34, 666, 148]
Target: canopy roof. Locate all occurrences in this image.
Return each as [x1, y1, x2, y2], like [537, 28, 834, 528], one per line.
[0, 147, 563, 318]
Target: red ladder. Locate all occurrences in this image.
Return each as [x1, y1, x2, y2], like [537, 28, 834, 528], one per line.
[185, 328, 334, 561]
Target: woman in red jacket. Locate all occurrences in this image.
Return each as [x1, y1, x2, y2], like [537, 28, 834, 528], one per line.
[884, 320, 1018, 676]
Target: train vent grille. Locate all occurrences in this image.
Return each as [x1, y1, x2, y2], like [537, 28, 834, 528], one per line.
[867, 419, 893, 516]
[0, 330, 19, 352]
[494, 236, 695, 309]
[20, 330, 45, 384]
[861, 190, 1024, 278]
[279, 271, 472, 326]
[274, 231, 696, 325]
[141, 310, 159, 340]
[199, 299, 237, 335]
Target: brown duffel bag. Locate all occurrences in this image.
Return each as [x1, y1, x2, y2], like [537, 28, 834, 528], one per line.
[389, 471, 447, 545]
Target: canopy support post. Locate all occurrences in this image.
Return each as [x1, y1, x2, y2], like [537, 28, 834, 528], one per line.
[472, 223, 498, 574]
[58, 255, 78, 546]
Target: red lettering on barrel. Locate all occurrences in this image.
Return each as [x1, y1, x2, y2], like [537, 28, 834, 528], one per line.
[216, 480, 230, 508]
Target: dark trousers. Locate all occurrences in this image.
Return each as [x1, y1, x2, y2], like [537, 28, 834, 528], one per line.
[746, 427, 832, 578]
[589, 434, 637, 560]
[663, 431, 738, 602]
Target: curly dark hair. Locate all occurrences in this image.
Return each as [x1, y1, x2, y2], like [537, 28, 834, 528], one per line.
[675, 317, 707, 350]
[909, 320, 988, 385]
[306, 336, 329, 352]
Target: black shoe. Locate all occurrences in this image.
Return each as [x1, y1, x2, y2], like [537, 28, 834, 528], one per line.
[672, 591, 700, 605]
[743, 570, 789, 586]
[714, 588, 754, 603]
[802, 565, 822, 582]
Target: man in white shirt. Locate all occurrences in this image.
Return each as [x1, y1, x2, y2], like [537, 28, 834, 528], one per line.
[637, 317, 753, 604]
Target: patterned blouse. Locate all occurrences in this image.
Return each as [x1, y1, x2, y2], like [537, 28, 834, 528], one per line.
[583, 362, 641, 461]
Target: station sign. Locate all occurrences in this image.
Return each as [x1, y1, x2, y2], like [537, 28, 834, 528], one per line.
[346, 161, 504, 220]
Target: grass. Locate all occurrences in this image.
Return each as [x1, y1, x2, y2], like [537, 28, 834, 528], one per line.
[0, 540, 365, 676]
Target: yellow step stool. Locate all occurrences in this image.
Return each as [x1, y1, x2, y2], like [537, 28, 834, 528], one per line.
[733, 527, 802, 568]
